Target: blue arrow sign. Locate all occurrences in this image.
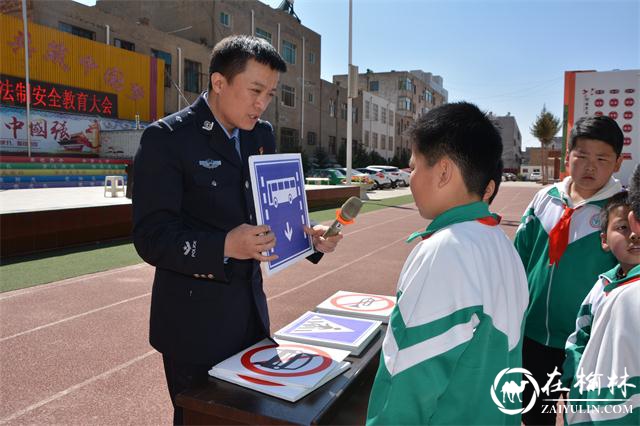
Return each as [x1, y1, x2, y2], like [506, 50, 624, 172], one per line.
[249, 154, 313, 275]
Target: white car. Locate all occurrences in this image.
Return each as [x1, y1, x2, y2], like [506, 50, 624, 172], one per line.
[529, 171, 542, 181]
[367, 165, 409, 187]
[357, 168, 392, 190]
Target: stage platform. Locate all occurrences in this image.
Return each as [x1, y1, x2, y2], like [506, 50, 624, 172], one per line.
[0, 184, 360, 258]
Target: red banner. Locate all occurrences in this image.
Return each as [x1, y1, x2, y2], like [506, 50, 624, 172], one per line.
[0, 74, 118, 117]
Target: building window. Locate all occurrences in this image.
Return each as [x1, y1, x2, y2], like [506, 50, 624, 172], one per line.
[381, 107, 386, 124]
[340, 103, 347, 120]
[114, 38, 135, 51]
[352, 106, 358, 123]
[398, 97, 412, 111]
[281, 127, 298, 149]
[365, 101, 370, 119]
[389, 136, 394, 151]
[329, 99, 335, 117]
[282, 40, 296, 65]
[308, 52, 316, 64]
[365, 131, 370, 147]
[307, 131, 317, 145]
[372, 133, 379, 149]
[399, 78, 414, 92]
[58, 22, 95, 40]
[329, 136, 337, 155]
[152, 49, 172, 88]
[381, 135, 386, 150]
[255, 28, 272, 44]
[369, 80, 379, 91]
[372, 104, 379, 121]
[308, 91, 314, 104]
[281, 85, 295, 107]
[184, 59, 201, 93]
[220, 12, 231, 27]
[389, 113, 394, 127]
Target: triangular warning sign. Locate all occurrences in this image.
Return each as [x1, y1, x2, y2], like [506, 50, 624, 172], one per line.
[292, 315, 354, 334]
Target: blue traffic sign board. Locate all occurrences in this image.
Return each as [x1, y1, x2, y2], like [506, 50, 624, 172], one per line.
[249, 154, 313, 275]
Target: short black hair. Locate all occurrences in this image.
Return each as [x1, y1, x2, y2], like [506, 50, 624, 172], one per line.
[600, 190, 629, 233]
[208, 35, 287, 90]
[487, 159, 504, 205]
[568, 116, 623, 156]
[629, 164, 640, 220]
[410, 102, 503, 198]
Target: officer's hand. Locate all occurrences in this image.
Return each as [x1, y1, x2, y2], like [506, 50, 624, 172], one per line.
[224, 224, 278, 262]
[304, 225, 343, 254]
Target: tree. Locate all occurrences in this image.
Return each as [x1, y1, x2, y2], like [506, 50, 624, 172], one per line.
[530, 106, 562, 184]
[313, 146, 332, 169]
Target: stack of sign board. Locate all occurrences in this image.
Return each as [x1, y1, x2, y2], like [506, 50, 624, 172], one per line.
[0, 156, 128, 189]
[273, 311, 382, 356]
[314, 291, 397, 323]
[208, 338, 351, 402]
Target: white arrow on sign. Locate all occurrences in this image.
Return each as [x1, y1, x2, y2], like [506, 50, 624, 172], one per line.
[284, 222, 293, 241]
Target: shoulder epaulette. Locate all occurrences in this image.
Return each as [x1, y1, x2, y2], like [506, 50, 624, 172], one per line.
[156, 108, 194, 132]
[255, 119, 274, 132]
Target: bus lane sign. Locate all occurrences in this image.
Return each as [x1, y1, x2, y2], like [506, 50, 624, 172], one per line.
[248, 153, 313, 275]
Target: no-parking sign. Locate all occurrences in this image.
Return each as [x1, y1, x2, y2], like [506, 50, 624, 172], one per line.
[248, 154, 313, 275]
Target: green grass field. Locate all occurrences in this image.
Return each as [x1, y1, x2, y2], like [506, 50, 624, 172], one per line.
[0, 194, 414, 293]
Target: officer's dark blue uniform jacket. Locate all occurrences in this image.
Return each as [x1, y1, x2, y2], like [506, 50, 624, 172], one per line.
[133, 93, 321, 365]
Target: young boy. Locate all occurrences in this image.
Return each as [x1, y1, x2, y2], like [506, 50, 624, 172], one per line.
[366, 102, 529, 425]
[514, 116, 624, 424]
[562, 191, 640, 425]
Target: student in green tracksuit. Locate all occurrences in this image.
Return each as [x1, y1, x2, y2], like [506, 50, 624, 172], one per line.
[367, 102, 529, 425]
[514, 116, 624, 425]
[562, 191, 640, 425]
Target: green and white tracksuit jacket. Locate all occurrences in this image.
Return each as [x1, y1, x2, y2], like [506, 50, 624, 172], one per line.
[514, 177, 621, 349]
[562, 264, 640, 425]
[367, 202, 529, 425]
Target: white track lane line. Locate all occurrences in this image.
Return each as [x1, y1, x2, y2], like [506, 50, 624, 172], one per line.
[0, 350, 157, 425]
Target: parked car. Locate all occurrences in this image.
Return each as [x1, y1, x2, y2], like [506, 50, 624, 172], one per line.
[367, 165, 409, 187]
[529, 171, 542, 181]
[306, 168, 346, 185]
[335, 168, 373, 186]
[502, 172, 517, 181]
[357, 168, 392, 190]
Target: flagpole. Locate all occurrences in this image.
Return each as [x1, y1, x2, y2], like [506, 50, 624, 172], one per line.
[22, 0, 32, 157]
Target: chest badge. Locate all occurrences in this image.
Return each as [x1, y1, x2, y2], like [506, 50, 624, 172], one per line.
[258, 146, 264, 155]
[199, 159, 222, 169]
[202, 121, 214, 131]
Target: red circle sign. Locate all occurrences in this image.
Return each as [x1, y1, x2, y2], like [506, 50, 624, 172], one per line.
[625, 98, 635, 107]
[609, 98, 619, 107]
[241, 343, 333, 377]
[595, 99, 604, 107]
[624, 111, 633, 120]
[609, 111, 618, 120]
[330, 294, 395, 312]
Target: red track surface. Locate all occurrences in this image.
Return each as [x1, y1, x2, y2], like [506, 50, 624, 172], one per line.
[0, 184, 538, 425]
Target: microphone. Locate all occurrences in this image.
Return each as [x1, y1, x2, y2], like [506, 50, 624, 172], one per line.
[322, 196, 363, 237]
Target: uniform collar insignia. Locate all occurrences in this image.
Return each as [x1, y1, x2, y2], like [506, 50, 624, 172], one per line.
[199, 159, 222, 169]
[202, 121, 214, 131]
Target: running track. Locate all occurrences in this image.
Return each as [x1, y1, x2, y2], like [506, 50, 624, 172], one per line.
[0, 183, 538, 425]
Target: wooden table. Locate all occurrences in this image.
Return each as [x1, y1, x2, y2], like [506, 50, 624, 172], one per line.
[177, 327, 385, 425]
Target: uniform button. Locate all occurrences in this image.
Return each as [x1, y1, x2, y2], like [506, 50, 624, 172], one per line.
[249, 214, 253, 221]
[245, 181, 249, 189]
[207, 274, 214, 279]
[193, 274, 200, 278]
[211, 180, 217, 187]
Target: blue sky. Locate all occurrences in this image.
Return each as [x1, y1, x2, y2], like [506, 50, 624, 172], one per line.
[75, 0, 638, 148]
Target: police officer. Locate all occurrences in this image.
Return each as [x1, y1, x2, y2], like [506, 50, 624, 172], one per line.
[132, 35, 342, 424]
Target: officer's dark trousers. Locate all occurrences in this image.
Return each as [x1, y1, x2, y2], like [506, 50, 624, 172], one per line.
[161, 305, 267, 425]
[162, 355, 209, 425]
[522, 336, 566, 426]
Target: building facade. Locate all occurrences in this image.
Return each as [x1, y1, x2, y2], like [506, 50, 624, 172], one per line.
[333, 69, 447, 157]
[494, 114, 523, 172]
